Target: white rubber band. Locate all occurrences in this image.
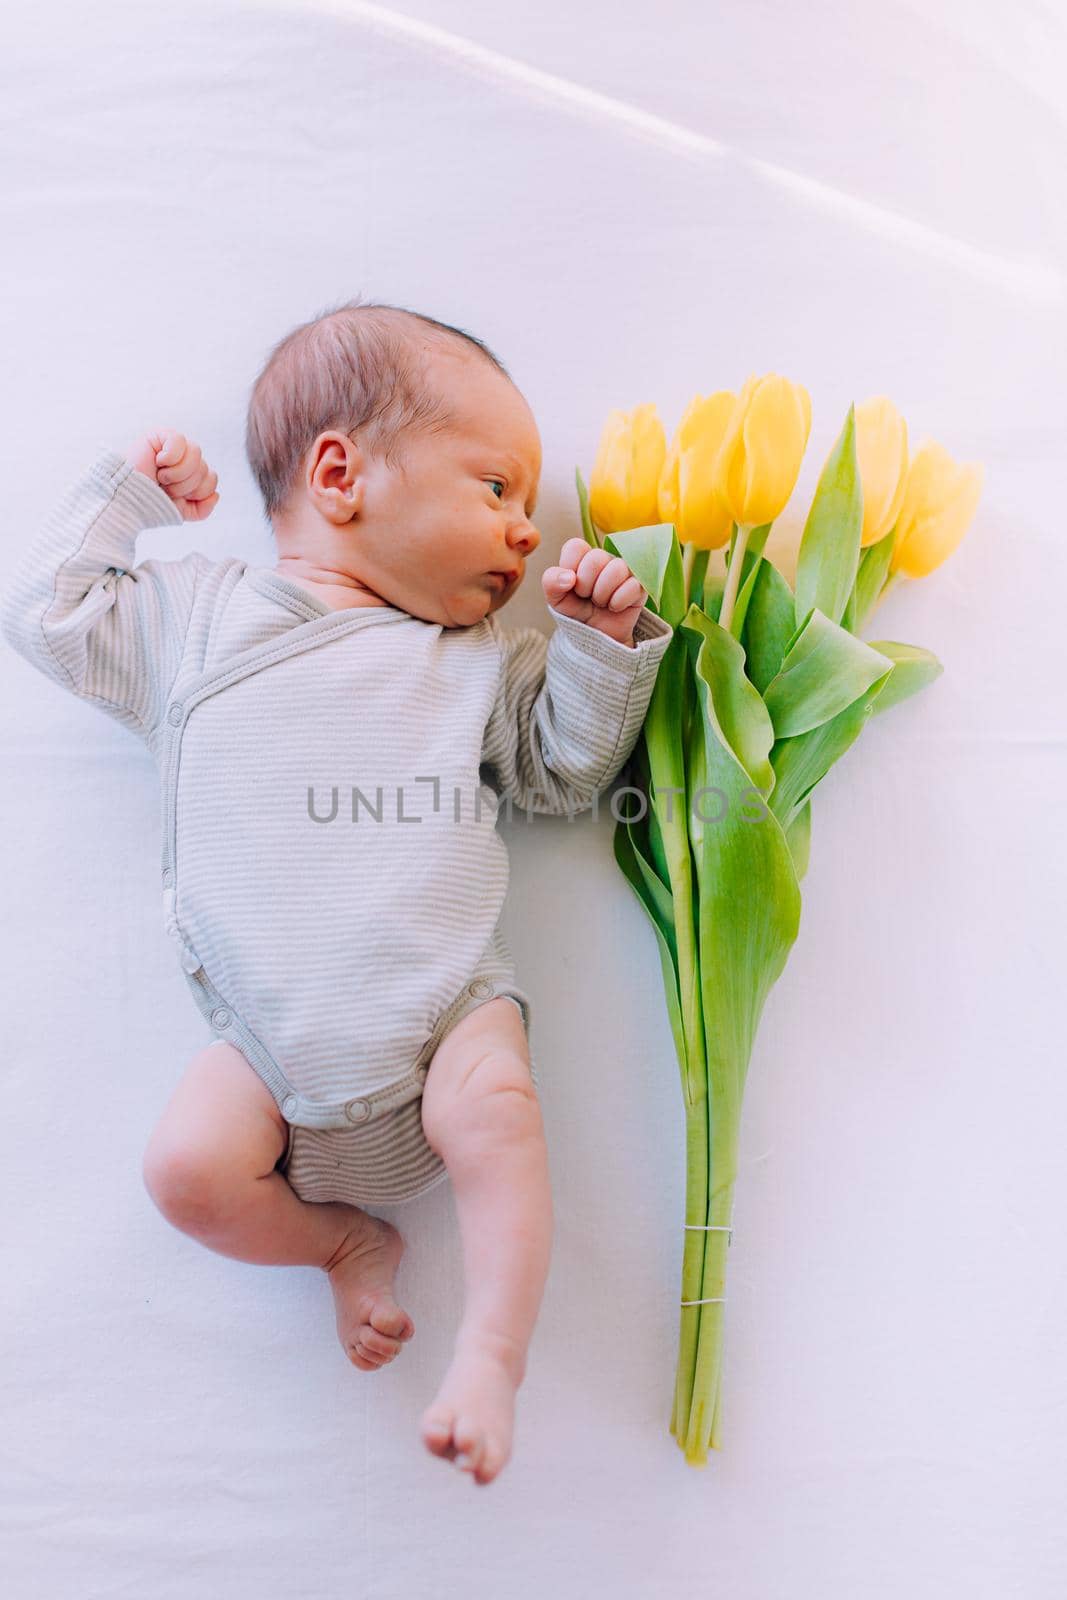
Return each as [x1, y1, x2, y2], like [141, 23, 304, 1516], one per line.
[681, 1221, 733, 1304]
[684, 1222, 733, 1242]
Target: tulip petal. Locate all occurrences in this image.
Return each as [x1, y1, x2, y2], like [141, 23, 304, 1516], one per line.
[855, 396, 909, 547]
[715, 376, 760, 525]
[739, 377, 812, 526]
[892, 453, 984, 578]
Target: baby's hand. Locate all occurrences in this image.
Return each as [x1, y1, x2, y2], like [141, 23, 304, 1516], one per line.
[124, 430, 220, 523]
[542, 537, 648, 647]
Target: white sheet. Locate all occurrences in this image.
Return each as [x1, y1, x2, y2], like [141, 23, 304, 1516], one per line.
[1, 2, 1064, 1595]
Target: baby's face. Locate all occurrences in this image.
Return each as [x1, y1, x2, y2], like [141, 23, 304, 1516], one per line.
[300, 353, 543, 628]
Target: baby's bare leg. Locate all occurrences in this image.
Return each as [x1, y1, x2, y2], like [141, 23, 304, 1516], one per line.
[418, 997, 553, 1487]
[142, 1043, 415, 1369]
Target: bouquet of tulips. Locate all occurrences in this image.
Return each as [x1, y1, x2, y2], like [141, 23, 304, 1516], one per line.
[577, 377, 983, 1467]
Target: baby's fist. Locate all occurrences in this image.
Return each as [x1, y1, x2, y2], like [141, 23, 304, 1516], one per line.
[124, 430, 220, 522]
[543, 537, 648, 646]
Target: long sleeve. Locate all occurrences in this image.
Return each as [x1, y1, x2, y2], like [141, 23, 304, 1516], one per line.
[480, 603, 674, 817]
[0, 445, 212, 744]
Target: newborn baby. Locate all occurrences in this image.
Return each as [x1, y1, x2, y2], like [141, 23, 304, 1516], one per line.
[0, 300, 673, 1487]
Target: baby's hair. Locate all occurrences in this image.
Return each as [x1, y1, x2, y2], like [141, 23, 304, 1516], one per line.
[245, 296, 512, 524]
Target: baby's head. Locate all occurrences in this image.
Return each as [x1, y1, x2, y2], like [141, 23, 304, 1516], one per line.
[246, 299, 542, 627]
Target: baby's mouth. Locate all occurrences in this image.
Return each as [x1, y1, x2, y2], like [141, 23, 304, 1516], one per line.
[486, 570, 518, 591]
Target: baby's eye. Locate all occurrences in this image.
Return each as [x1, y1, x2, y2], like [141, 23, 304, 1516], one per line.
[488, 480, 505, 500]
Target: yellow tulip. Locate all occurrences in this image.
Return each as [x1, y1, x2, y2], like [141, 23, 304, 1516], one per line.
[855, 396, 909, 547]
[889, 439, 984, 578]
[713, 373, 812, 527]
[588, 403, 667, 533]
[657, 392, 736, 550]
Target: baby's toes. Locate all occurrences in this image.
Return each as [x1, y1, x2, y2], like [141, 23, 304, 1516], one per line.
[364, 1299, 414, 1342]
[420, 1410, 457, 1458]
[346, 1341, 384, 1371]
[452, 1420, 487, 1476]
[359, 1324, 403, 1361]
[464, 1434, 509, 1486]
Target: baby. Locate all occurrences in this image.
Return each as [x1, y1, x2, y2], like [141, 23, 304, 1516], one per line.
[0, 300, 673, 1487]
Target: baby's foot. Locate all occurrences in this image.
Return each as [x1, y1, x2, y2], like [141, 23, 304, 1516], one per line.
[323, 1213, 415, 1371]
[420, 1332, 524, 1486]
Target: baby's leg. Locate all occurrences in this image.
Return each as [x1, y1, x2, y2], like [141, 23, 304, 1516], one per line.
[418, 997, 552, 1487]
[142, 1042, 415, 1370]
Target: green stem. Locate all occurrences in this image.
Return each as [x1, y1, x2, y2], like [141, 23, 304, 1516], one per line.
[717, 522, 749, 633]
[671, 1098, 710, 1444]
[681, 1026, 743, 1462]
[683, 1173, 735, 1462]
[682, 541, 696, 608]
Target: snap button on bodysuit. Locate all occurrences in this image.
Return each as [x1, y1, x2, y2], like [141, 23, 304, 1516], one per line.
[345, 1099, 372, 1124]
[468, 978, 493, 998]
[211, 1008, 231, 1029]
[167, 703, 183, 725]
[282, 1095, 298, 1117]
[162, 868, 174, 888]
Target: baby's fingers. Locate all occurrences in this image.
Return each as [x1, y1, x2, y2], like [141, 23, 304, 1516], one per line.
[158, 441, 204, 493]
[188, 466, 219, 502]
[590, 556, 637, 609]
[154, 432, 187, 469]
[606, 575, 646, 612]
[558, 536, 591, 570]
[183, 488, 220, 523]
[543, 565, 576, 596]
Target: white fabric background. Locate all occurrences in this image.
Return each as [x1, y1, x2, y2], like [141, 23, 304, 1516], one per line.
[1, 2, 1064, 1594]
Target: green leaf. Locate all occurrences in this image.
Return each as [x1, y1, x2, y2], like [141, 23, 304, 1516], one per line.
[627, 733, 670, 889]
[864, 640, 944, 714]
[678, 605, 775, 797]
[783, 798, 811, 881]
[795, 403, 863, 628]
[763, 608, 896, 739]
[637, 631, 707, 1104]
[613, 801, 677, 964]
[768, 667, 893, 831]
[603, 523, 688, 628]
[574, 466, 601, 548]
[685, 627, 803, 1114]
[739, 557, 796, 695]
[613, 821, 689, 1090]
[842, 526, 896, 635]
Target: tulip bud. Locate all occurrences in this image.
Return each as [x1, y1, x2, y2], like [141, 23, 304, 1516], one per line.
[713, 374, 812, 527]
[855, 396, 909, 548]
[588, 403, 667, 533]
[657, 392, 736, 550]
[889, 439, 984, 578]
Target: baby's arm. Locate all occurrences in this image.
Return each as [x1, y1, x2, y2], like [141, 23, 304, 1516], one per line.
[480, 591, 674, 818]
[0, 432, 218, 744]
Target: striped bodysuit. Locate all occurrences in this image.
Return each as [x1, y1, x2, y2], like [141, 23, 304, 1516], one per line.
[0, 448, 674, 1205]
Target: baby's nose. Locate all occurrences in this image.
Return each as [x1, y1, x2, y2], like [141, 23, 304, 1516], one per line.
[511, 520, 540, 554]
